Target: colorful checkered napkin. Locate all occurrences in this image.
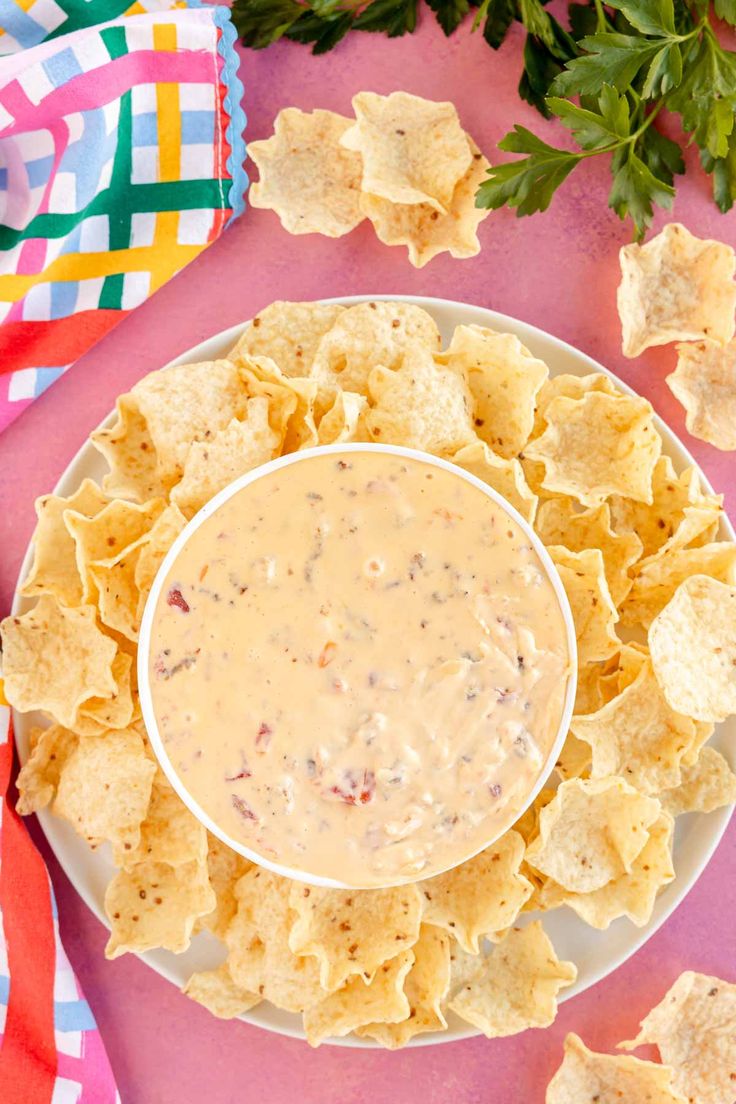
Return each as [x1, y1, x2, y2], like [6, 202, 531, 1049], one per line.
[0, 2, 246, 1097]
[0, 0, 247, 433]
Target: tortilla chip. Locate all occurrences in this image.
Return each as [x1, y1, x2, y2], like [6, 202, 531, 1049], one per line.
[288, 882, 423, 992]
[554, 731, 592, 782]
[360, 139, 490, 268]
[113, 774, 207, 869]
[105, 858, 215, 958]
[547, 1033, 687, 1104]
[355, 925, 450, 1048]
[237, 354, 316, 452]
[198, 834, 252, 940]
[620, 971, 736, 1104]
[229, 301, 345, 378]
[226, 868, 323, 1013]
[438, 325, 548, 459]
[525, 777, 661, 893]
[249, 108, 364, 237]
[609, 456, 722, 559]
[548, 546, 620, 664]
[667, 338, 736, 451]
[303, 950, 414, 1048]
[618, 222, 736, 357]
[533, 372, 617, 436]
[16, 724, 78, 815]
[91, 394, 167, 503]
[88, 549, 142, 642]
[661, 746, 736, 816]
[649, 576, 736, 721]
[451, 439, 538, 523]
[571, 657, 699, 794]
[1, 597, 117, 728]
[448, 922, 576, 1037]
[342, 91, 472, 213]
[132, 360, 249, 486]
[316, 389, 368, 445]
[624, 541, 736, 629]
[366, 346, 475, 455]
[183, 963, 261, 1019]
[524, 392, 661, 507]
[310, 300, 441, 399]
[134, 503, 187, 618]
[54, 728, 156, 850]
[419, 831, 533, 952]
[65, 496, 165, 602]
[170, 403, 280, 518]
[72, 651, 135, 736]
[20, 480, 109, 606]
[536, 500, 642, 606]
[548, 811, 675, 929]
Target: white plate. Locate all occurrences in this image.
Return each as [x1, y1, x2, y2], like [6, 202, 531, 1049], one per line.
[12, 295, 735, 1048]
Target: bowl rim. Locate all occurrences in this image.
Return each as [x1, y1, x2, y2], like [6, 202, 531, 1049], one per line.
[137, 441, 578, 889]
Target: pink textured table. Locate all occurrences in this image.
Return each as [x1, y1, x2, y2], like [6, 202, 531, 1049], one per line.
[1, 15, 734, 1104]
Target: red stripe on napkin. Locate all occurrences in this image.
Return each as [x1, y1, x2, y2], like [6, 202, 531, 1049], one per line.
[0, 310, 127, 372]
[0, 736, 57, 1104]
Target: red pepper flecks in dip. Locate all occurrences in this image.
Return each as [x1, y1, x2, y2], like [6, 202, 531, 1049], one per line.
[148, 451, 571, 886]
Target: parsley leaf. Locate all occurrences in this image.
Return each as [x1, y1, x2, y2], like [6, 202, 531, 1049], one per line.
[552, 33, 662, 95]
[608, 147, 674, 234]
[427, 0, 471, 34]
[352, 0, 419, 34]
[477, 127, 581, 215]
[231, 0, 305, 48]
[548, 84, 631, 147]
[480, 0, 517, 47]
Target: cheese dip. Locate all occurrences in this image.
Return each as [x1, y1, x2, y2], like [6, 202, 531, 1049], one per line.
[147, 449, 571, 886]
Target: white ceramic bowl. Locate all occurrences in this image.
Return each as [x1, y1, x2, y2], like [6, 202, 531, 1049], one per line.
[138, 442, 578, 889]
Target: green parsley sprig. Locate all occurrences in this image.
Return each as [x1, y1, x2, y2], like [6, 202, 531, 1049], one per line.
[232, 0, 736, 237]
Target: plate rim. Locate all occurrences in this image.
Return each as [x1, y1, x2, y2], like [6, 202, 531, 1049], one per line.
[11, 293, 735, 1049]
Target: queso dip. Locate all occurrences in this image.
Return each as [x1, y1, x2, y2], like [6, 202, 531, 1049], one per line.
[147, 449, 571, 886]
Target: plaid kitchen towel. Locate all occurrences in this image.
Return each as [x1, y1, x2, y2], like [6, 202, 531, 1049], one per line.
[0, 0, 247, 433]
[0, 678, 120, 1104]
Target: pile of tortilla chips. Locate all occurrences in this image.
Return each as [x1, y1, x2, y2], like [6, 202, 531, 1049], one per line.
[3, 297, 735, 1048]
[546, 971, 736, 1104]
[618, 222, 736, 452]
[247, 92, 490, 268]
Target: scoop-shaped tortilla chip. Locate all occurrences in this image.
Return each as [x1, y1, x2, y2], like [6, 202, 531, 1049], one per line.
[418, 830, 533, 952]
[359, 140, 490, 268]
[132, 360, 249, 486]
[113, 774, 207, 870]
[547, 1033, 687, 1104]
[237, 354, 316, 452]
[183, 962, 260, 1020]
[170, 402, 281, 518]
[303, 950, 414, 1048]
[571, 658, 699, 794]
[438, 325, 548, 459]
[20, 480, 109, 606]
[64, 496, 165, 601]
[288, 882, 423, 992]
[1, 597, 118, 728]
[548, 546, 620, 664]
[198, 833, 252, 940]
[355, 925, 450, 1048]
[342, 91, 471, 213]
[525, 391, 661, 507]
[230, 301, 345, 379]
[134, 503, 187, 619]
[316, 389, 368, 445]
[660, 746, 736, 816]
[620, 971, 736, 1104]
[618, 222, 736, 357]
[72, 651, 135, 736]
[226, 868, 323, 1013]
[448, 921, 576, 1037]
[249, 108, 365, 238]
[622, 542, 736, 629]
[451, 439, 538, 523]
[649, 575, 736, 721]
[309, 300, 441, 399]
[366, 346, 475, 455]
[89, 549, 142, 642]
[667, 338, 736, 451]
[54, 728, 156, 851]
[15, 724, 78, 815]
[525, 777, 661, 893]
[91, 394, 167, 503]
[543, 812, 675, 929]
[537, 500, 642, 607]
[533, 372, 617, 436]
[105, 859, 215, 958]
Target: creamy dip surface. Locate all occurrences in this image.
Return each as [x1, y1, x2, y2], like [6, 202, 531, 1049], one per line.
[147, 450, 571, 886]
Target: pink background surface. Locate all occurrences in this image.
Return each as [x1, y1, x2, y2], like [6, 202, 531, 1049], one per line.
[1, 13, 735, 1103]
